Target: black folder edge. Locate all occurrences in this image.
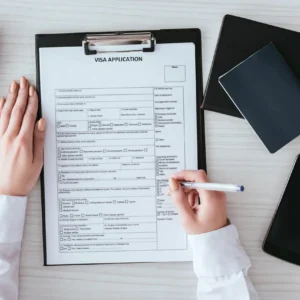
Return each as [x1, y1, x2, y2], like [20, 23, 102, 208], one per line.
[35, 28, 206, 266]
[202, 16, 232, 115]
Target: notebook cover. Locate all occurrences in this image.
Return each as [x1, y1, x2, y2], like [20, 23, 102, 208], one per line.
[219, 43, 300, 153]
[203, 14, 300, 118]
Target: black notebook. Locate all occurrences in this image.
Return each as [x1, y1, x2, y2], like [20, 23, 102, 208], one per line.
[203, 14, 300, 118]
[219, 43, 300, 154]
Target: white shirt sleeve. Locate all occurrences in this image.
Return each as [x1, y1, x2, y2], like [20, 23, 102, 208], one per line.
[0, 195, 27, 300]
[189, 225, 259, 300]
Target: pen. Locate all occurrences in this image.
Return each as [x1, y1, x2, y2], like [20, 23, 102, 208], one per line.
[179, 182, 245, 193]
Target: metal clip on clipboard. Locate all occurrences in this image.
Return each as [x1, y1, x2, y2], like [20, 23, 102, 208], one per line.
[83, 32, 156, 55]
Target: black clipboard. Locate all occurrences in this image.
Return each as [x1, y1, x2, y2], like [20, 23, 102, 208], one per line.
[35, 29, 206, 266]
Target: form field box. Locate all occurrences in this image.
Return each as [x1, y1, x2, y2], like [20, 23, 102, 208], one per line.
[164, 65, 186, 82]
[55, 88, 153, 97]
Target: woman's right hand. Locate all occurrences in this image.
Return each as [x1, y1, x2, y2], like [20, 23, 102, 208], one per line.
[168, 170, 228, 235]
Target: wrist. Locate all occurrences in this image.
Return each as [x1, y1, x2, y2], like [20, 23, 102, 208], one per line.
[0, 187, 28, 197]
[0, 192, 27, 197]
[187, 217, 229, 235]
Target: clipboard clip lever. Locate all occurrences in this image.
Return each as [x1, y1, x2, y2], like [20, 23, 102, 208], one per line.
[83, 32, 156, 55]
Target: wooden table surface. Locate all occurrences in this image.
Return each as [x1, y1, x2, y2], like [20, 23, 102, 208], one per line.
[1, 0, 300, 299]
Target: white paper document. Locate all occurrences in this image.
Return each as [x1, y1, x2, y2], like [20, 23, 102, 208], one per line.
[40, 43, 198, 265]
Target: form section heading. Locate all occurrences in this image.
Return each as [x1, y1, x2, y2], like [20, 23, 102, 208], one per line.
[94, 57, 143, 63]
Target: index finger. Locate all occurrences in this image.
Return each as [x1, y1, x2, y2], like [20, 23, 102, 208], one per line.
[172, 170, 218, 204]
[6, 77, 29, 136]
[19, 86, 38, 139]
[172, 170, 208, 183]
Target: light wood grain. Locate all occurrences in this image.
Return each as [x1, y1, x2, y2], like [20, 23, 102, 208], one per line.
[1, 0, 300, 299]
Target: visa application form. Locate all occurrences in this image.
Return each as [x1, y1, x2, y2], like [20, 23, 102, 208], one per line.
[40, 43, 198, 265]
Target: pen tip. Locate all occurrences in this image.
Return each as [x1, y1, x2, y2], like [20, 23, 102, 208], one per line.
[239, 186, 245, 192]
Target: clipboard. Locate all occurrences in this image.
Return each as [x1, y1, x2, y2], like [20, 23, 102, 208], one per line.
[35, 29, 206, 266]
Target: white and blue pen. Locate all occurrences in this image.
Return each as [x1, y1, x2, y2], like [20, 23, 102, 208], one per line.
[180, 182, 245, 193]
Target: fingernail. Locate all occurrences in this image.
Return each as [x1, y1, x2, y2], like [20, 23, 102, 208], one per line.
[171, 172, 180, 179]
[29, 85, 35, 96]
[38, 118, 46, 132]
[10, 81, 17, 93]
[20, 76, 27, 89]
[169, 178, 179, 192]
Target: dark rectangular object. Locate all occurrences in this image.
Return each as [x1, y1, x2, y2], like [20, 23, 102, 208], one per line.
[203, 14, 300, 118]
[219, 43, 300, 153]
[263, 155, 300, 266]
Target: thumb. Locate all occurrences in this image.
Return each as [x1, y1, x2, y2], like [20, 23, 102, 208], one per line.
[33, 118, 46, 167]
[169, 178, 194, 222]
[0, 97, 5, 113]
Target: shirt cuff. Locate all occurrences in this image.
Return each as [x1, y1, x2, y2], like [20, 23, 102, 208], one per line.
[189, 225, 251, 278]
[0, 195, 27, 243]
